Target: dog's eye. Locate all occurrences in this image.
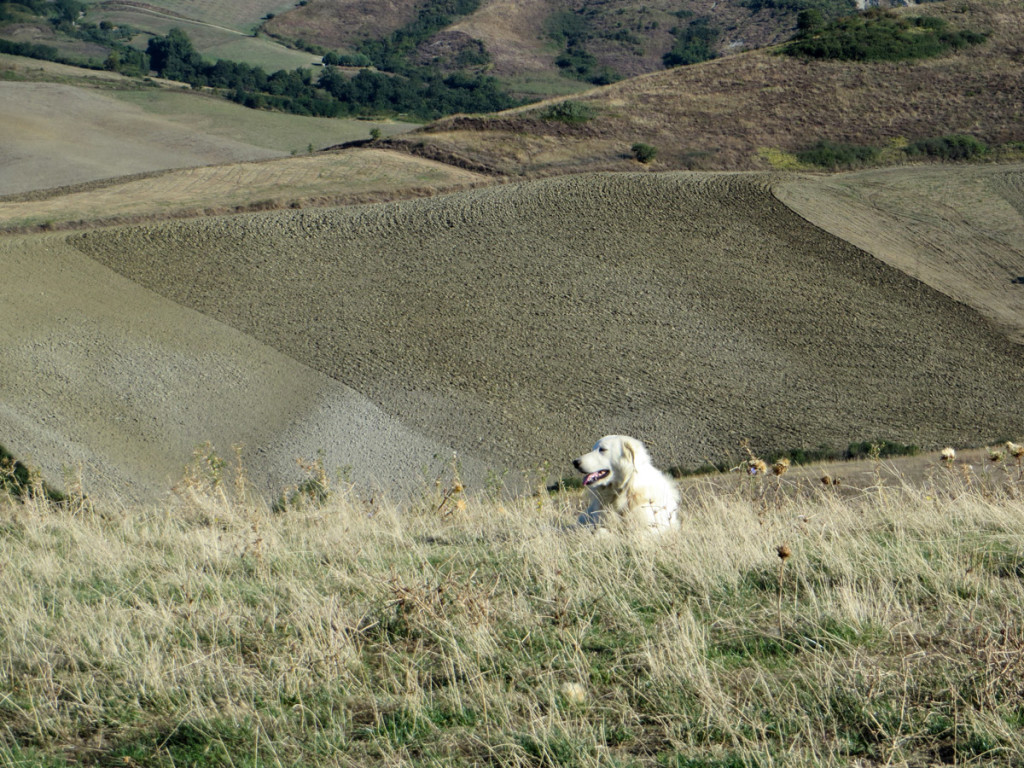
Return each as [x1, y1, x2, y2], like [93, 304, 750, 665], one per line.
[598, 446, 607, 453]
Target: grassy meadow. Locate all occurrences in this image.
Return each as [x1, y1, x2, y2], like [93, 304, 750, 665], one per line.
[4, 449, 1024, 767]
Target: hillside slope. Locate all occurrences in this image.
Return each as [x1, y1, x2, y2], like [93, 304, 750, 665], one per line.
[66, 172, 1024, 482]
[384, 0, 1024, 173]
[263, 0, 804, 83]
[0, 81, 283, 196]
[776, 164, 1024, 345]
[0, 234, 481, 501]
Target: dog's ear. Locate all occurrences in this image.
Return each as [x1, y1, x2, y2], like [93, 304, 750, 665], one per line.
[622, 437, 650, 468]
[621, 437, 639, 467]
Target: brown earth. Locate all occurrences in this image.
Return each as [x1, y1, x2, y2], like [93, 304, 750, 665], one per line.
[62, 171, 1024, 492]
[775, 164, 1024, 345]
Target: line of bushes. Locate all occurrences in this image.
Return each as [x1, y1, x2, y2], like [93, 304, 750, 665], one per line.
[797, 134, 990, 169]
[145, 28, 518, 120]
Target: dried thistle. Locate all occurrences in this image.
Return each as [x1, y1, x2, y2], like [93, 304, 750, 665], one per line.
[747, 458, 768, 476]
[988, 447, 1004, 463]
[776, 543, 791, 637]
[940, 447, 956, 464]
[772, 458, 791, 476]
[1006, 442, 1024, 460]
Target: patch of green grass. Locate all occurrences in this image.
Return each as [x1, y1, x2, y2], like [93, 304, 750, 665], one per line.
[112, 719, 261, 768]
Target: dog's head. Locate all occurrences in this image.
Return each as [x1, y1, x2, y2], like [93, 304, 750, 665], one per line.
[573, 435, 651, 491]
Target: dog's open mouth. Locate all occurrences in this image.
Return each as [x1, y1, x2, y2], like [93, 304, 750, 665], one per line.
[582, 469, 610, 486]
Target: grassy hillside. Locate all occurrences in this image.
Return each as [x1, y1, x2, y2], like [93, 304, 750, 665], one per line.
[383, 0, 1024, 173]
[0, 0, 318, 71]
[4, 457, 1024, 766]
[0, 149, 487, 231]
[65, 171, 1024, 485]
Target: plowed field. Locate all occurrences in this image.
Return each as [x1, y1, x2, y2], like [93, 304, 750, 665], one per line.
[63, 171, 1024, 484]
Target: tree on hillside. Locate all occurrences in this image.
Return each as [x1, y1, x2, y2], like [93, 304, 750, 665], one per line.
[146, 28, 205, 83]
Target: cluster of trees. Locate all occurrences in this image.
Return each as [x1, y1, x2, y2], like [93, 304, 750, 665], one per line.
[354, 0, 483, 73]
[145, 28, 516, 119]
[663, 16, 720, 68]
[0, 0, 148, 74]
[544, 10, 620, 85]
[782, 8, 988, 61]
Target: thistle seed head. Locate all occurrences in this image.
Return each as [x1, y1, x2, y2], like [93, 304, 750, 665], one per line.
[748, 459, 768, 476]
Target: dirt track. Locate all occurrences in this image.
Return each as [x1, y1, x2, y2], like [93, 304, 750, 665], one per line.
[63, 172, 1024, 486]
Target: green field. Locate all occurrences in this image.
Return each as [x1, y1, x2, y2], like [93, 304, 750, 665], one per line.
[82, 3, 317, 70]
[108, 89, 418, 152]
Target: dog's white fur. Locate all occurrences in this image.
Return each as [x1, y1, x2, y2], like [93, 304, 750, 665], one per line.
[573, 435, 680, 533]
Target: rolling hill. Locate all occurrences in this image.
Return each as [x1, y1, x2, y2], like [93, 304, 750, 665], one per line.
[262, 0, 822, 88]
[60, 171, 1024, 493]
[2, 1, 1024, 500]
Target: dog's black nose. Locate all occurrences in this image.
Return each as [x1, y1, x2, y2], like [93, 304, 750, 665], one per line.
[572, 459, 581, 470]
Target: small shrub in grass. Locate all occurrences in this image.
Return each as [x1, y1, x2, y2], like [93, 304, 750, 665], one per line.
[539, 100, 595, 124]
[846, 439, 919, 460]
[0, 442, 64, 501]
[631, 142, 658, 163]
[797, 139, 880, 169]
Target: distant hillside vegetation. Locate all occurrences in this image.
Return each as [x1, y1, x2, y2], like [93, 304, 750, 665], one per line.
[381, 0, 1022, 173]
[262, 0, 856, 96]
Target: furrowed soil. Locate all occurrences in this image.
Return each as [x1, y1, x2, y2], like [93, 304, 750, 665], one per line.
[776, 164, 1024, 344]
[62, 171, 1024, 490]
[0, 234, 485, 502]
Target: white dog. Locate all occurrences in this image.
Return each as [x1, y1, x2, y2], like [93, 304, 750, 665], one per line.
[573, 435, 680, 533]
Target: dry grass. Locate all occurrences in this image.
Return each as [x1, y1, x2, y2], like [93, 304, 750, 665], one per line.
[0, 149, 489, 232]
[4, 452, 1024, 766]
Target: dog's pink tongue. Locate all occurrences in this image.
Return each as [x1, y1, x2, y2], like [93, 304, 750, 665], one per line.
[584, 472, 601, 486]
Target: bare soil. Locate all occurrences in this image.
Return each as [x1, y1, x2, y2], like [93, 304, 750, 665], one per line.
[775, 164, 1024, 345]
[0, 233, 484, 502]
[62, 172, 1024, 492]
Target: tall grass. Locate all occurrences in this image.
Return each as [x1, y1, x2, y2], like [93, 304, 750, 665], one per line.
[3, 453, 1024, 766]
